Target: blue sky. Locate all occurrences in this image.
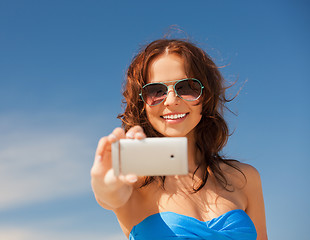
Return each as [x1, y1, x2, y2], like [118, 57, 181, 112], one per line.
[0, 0, 309, 239]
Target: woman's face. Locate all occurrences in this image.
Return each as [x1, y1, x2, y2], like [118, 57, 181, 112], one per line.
[145, 53, 202, 140]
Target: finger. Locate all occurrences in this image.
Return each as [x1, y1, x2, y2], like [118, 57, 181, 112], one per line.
[90, 154, 104, 177]
[119, 174, 138, 185]
[126, 126, 146, 139]
[102, 168, 123, 187]
[92, 137, 110, 175]
[92, 128, 126, 179]
[94, 127, 125, 160]
[95, 136, 109, 159]
[109, 127, 126, 142]
[135, 131, 146, 140]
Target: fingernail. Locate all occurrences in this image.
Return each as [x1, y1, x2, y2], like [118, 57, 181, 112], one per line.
[126, 132, 134, 139]
[126, 174, 138, 183]
[108, 134, 117, 141]
[135, 132, 144, 139]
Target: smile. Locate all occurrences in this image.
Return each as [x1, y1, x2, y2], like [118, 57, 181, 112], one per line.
[161, 113, 188, 120]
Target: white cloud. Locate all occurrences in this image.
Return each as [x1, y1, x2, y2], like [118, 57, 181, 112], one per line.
[0, 112, 98, 210]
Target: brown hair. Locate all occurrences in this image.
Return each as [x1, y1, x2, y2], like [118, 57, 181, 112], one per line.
[118, 39, 243, 192]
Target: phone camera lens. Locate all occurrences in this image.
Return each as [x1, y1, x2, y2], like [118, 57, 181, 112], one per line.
[170, 155, 174, 158]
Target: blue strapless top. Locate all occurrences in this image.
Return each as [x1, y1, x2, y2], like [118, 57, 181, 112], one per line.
[129, 209, 257, 239]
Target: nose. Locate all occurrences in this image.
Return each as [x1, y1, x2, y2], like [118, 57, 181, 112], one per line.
[163, 86, 179, 106]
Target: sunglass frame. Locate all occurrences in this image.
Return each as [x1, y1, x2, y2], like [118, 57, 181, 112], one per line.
[139, 78, 204, 106]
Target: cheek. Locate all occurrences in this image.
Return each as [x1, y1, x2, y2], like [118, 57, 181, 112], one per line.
[190, 104, 203, 124]
[145, 106, 159, 124]
[188, 101, 202, 113]
[145, 106, 152, 119]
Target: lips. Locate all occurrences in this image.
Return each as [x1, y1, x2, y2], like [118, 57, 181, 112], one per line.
[161, 113, 188, 120]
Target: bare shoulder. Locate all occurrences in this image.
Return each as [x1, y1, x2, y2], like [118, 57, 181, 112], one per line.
[232, 161, 262, 192]
[222, 161, 268, 239]
[238, 162, 260, 177]
[219, 161, 261, 190]
[223, 160, 260, 176]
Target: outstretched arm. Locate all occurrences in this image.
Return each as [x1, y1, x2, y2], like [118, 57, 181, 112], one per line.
[90, 126, 145, 210]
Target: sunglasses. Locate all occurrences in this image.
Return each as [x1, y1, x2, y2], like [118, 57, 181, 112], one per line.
[139, 78, 204, 106]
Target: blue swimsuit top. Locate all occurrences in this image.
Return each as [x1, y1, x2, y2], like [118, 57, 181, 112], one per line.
[129, 209, 257, 240]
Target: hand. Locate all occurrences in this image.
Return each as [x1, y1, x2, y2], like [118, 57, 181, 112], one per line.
[90, 126, 146, 209]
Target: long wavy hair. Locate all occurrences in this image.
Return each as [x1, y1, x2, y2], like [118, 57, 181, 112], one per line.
[118, 39, 243, 192]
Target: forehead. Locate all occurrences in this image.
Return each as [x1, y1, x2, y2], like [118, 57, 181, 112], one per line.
[147, 53, 187, 83]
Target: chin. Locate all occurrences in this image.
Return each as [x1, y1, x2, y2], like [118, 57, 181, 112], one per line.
[159, 129, 191, 138]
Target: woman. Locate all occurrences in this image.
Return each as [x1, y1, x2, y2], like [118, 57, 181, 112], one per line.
[91, 39, 268, 239]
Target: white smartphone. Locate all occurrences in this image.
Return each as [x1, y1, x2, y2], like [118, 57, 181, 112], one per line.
[112, 137, 188, 176]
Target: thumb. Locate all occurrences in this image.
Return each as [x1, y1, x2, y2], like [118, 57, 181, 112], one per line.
[119, 174, 138, 185]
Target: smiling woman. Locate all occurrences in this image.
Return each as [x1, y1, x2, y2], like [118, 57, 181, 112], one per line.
[144, 54, 203, 139]
[91, 39, 268, 240]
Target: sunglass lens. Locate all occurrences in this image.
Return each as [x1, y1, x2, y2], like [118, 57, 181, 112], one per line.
[142, 84, 167, 106]
[175, 79, 202, 100]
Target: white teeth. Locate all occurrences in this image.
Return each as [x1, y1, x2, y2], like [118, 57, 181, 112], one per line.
[163, 113, 186, 120]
